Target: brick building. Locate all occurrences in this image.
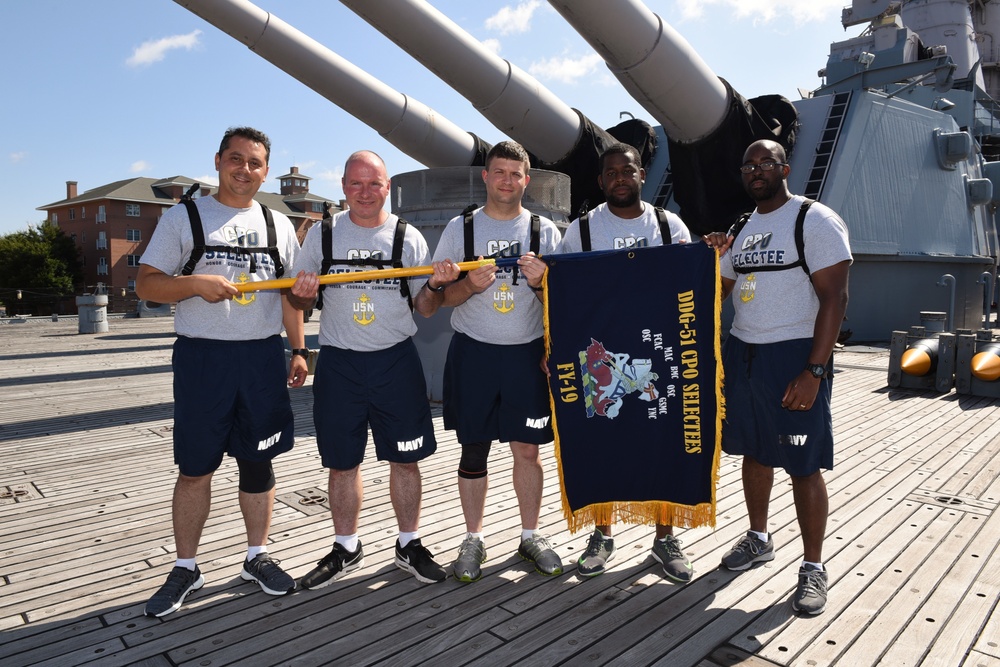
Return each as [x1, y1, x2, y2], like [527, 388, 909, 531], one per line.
[38, 168, 339, 313]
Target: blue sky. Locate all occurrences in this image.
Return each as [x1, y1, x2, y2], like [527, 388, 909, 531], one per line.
[0, 0, 857, 236]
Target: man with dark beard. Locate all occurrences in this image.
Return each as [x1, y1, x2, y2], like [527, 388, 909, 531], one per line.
[707, 139, 851, 616]
[557, 142, 694, 582]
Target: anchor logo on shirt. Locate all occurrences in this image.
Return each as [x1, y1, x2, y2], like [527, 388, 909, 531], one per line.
[493, 282, 514, 314]
[739, 273, 756, 304]
[232, 272, 255, 306]
[353, 293, 375, 325]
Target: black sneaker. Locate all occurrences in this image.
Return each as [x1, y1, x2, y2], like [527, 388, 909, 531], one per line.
[299, 542, 365, 590]
[144, 566, 205, 617]
[241, 553, 295, 595]
[394, 538, 447, 583]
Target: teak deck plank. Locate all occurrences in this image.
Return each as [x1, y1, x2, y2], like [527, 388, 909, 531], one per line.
[1, 319, 999, 666]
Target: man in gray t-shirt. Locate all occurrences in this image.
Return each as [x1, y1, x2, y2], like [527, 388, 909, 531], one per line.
[707, 139, 851, 616]
[558, 143, 694, 583]
[137, 127, 306, 617]
[414, 140, 564, 583]
[288, 151, 447, 587]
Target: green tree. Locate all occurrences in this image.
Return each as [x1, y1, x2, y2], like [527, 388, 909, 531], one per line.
[0, 223, 83, 315]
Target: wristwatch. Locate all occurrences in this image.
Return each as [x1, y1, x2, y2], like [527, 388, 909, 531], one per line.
[291, 348, 310, 358]
[425, 280, 446, 293]
[805, 363, 826, 379]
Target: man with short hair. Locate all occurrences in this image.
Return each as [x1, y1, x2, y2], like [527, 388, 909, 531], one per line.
[138, 126, 306, 617]
[414, 140, 563, 582]
[289, 150, 447, 587]
[708, 139, 851, 615]
[557, 142, 694, 582]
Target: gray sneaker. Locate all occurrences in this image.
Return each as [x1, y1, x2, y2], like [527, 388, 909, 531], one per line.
[577, 530, 615, 577]
[792, 564, 828, 615]
[452, 535, 487, 583]
[518, 534, 564, 576]
[651, 535, 693, 583]
[144, 566, 205, 617]
[721, 531, 775, 571]
[241, 553, 295, 595]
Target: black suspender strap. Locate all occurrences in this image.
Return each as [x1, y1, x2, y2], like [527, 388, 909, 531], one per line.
[654, 207, 672, 245]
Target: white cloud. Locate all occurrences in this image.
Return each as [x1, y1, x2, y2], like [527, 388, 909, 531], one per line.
[197, 174, 219, 187]
[130, 160, 151, 173]
[127, 30, 202, 68]
[675, 0, 843, 24]
[528, 53, 605, 85]
[481, 38, 502, 55]
[485, 1, 541, 35]
[9, 151, 26, 163]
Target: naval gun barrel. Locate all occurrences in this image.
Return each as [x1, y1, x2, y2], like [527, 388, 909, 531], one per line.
[341, 0, 626, 214]
[549, 0, 799, 235]
[172, 0, 486, 168]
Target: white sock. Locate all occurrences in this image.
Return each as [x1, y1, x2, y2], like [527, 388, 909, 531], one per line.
[521, 528, 536, 541]
[175, 558, 197, 571]
[802, 560, 824, 571]
[750, 530, 769, 543]
[246, 545, 267, 562]
[398, 531, 419, 548]
[468, 532, 485, 544]
[336, 534, 360, 553]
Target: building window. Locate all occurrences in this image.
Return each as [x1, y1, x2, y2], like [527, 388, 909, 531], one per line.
[282, 179, 291, 188]
[69, 208, 76, 220]
[51, 213, 58, 224]
[126, 229, 141, 242]
[127, 279, 136, 292]
[97, 205, 106, 223]
[125, 203, 140, 217]
[82, 206, 86, 219]
[312, 202, 324, 213]
[97, 231, 107, 250]
[97, 257, 108, 275]
[127, 254, 141, 267]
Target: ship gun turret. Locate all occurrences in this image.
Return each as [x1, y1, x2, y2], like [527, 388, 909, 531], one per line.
[172, 0, 489, 168]
[548, 0, 798, 235]
[340, 0, 651, 215]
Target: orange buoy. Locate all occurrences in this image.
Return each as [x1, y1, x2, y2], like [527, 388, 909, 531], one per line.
[900, 338, 938, 376]
[971, 342, 1000, 381]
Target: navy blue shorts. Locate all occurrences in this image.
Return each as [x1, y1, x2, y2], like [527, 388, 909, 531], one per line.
[313, 338, 436, 470]
[172, 335, 294, 477]
[443, 332, 553, 445]
[721, 335, 834, 476]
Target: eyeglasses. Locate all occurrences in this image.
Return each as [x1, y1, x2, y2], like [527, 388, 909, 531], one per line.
[739, 161, 786, 174]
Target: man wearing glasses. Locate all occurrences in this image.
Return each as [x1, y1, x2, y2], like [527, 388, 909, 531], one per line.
[705, 139, 851, 615]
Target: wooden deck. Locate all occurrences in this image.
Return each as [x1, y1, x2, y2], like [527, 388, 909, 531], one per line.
[1, 316, 999, 667]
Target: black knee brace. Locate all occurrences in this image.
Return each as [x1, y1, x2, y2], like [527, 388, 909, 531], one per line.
[237, 458, 276, 493]
[458, 441, 491, 480]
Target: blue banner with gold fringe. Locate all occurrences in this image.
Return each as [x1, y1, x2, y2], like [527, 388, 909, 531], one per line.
[542, 243, 723, 532]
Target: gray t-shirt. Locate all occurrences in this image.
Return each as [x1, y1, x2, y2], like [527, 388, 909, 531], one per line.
[432, 208, 561, 344]
[294, 211, 429, 351]
[140, 195, 299, 341]
[558, 202, 691, 253]
[721, 195, 853, 344]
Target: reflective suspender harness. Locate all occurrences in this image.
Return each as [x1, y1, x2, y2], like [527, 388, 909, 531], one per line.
[316, 202, 412, 310]
[728, 198, 814, 275]
[179, 183, 285, 278]
[577, 202, 673, 252]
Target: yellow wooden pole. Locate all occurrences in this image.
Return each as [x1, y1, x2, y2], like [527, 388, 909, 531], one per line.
[233, 258, 496, 293]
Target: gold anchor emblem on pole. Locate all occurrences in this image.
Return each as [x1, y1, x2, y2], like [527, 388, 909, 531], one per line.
[493, 282, 514, 314]
[739, 272, 756, 304]
[232, 272, 256, 306]
[353, 293, 375, 325]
